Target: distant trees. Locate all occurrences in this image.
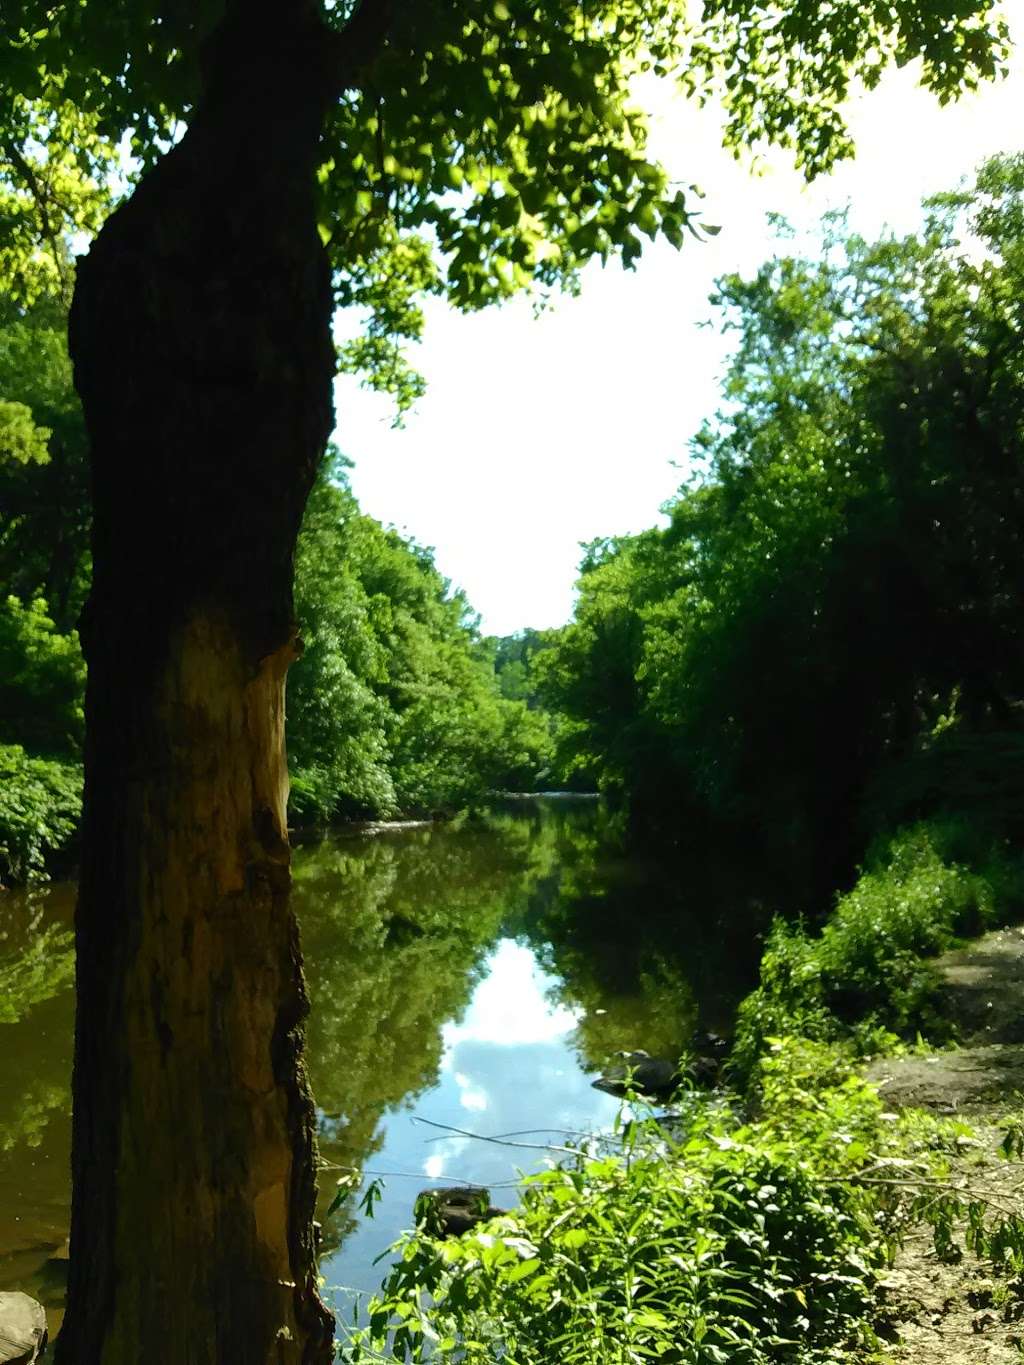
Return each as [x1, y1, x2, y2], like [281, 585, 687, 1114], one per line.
[488, 628, 601, 791]
[289, 453, 553, 820]
[0, 297, 89, 760]
[0, 298, 87, 883]
[541, 157, 1024, 897]
[489, 629, 554, 706]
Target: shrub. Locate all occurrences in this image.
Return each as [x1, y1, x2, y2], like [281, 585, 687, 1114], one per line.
[0, 595, 85, 757]
[730, 822, 1020, 1087]
[0, 743, 82, 883]
[341, 1041, 915, 1364]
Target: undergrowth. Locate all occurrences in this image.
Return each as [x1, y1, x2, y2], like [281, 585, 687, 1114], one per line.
[336, 1038, 1024, 1364]
[333, 817, 1024, 1362]
[0, 743, 82, 884]
[730, 821, 1024, 1088]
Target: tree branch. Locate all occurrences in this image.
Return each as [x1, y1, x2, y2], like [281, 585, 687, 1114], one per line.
[323, 0, 395, 96]
[1, 139, 69, 294]
[412, 1115, 590, 1159]
[198, 0, 395, 115]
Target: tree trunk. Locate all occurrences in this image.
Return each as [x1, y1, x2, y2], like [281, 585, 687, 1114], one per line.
[55, 13, 337, 1362]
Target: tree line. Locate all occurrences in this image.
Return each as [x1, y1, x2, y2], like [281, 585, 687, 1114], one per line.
[536, 156, 1024, 904]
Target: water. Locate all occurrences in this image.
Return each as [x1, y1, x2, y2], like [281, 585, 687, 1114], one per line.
[0, 795, 762, 1335]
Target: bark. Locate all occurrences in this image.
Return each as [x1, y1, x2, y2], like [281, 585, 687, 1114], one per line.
[55, 11, 340, 1362]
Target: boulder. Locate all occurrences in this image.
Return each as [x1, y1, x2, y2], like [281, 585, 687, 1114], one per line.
[0, 1292, 47, 1364]
[593, 1034, 732, 1098]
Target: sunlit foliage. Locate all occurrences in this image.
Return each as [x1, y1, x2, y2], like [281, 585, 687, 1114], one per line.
[0, 746, 82, 885]
[342, 1037, 978, 1364]
[540, 156, 1024, 896]
[1, 1, 1009, 404]
[289, 452, 553, 821]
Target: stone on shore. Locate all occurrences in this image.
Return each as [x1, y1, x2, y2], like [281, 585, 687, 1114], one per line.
[0, 1292, 47, 1363]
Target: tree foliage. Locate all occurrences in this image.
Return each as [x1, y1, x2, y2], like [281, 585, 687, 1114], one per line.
[0, 744, 82, 885]
[289, 452, 554, 820]
[0, 305, 554, 871]
[0, 96, 111, 305]
[1, 0, 1010, 405]
[0, 596, 85, 758]
[0, 294, 91, 631]
[540, 156, 1024, 895]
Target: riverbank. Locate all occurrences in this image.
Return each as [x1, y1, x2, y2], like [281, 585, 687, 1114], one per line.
[338, 823, 1024, 1364]
[732, 839, 1024, 1365]
[863, 923, 1024, 1365]
[5, 804, 1021, 1360]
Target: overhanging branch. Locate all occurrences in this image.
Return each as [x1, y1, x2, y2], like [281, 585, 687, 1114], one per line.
[1, 138, 69, 294]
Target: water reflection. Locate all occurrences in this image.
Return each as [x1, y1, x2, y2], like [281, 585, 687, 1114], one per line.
[0, 885, 75, 1328]
[299, 799, 590, 1256]
[514, 835, 766, 1072]
[317, 935, 623, 1318]
[0, 795, 769, 1333]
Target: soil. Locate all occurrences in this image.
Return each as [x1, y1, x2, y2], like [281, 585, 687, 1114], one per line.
[861, 924, 1024, 1364]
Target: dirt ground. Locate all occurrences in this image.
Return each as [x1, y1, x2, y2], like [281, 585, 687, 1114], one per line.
[861, 925, 1024, 1364]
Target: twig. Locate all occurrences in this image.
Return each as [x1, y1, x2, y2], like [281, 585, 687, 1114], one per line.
[412, 1115, 587, 1158]
[318, 1159, 526, 1189]
[827, 1172, 1021, 1218]
[424, 1125, 625, 1147]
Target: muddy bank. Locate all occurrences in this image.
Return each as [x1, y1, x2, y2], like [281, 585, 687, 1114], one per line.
[866, 924, 1024, 1114]
[863, 924, 1024, 1364]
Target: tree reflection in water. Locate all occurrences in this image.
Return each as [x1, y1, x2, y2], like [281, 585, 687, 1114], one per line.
[0, 796, 768, 1310]
[298, 800, 580, 1254]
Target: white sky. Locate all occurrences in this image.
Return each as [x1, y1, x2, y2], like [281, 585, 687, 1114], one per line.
[333, 9, 1024, 638]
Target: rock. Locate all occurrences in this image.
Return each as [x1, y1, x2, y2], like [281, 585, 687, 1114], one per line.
[591, 1051, 681, 1099]
[691, 1029, 729, 1057]
[414, 1187, 507, 1238]
[593, 1035, 731, 1099]
[0, 1292, 47, 1364]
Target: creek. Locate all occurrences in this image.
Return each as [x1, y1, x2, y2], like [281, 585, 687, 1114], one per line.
[0, 795, 763, 1337]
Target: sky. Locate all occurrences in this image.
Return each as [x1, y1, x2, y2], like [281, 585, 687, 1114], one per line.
[333, 10, 1024, 638]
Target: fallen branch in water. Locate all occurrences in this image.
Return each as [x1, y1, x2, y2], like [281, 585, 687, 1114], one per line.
[411, 1114, 593, 1158]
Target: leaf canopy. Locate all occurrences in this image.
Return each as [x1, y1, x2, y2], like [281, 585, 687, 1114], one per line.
[0, 0, 1012, 401]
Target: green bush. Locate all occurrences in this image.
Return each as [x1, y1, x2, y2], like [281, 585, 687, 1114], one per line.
[731, 823, 1021, 1086]
[340, 1038, 952, 1364]
[0, 743, 82, 883]
[0, 594, 85, 757]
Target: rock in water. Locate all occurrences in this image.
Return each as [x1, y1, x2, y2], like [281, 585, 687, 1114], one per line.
[592, 1050, 681, 1099]
[413, 1187, 507, 1237]
[0, 1292, 47, 1363]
